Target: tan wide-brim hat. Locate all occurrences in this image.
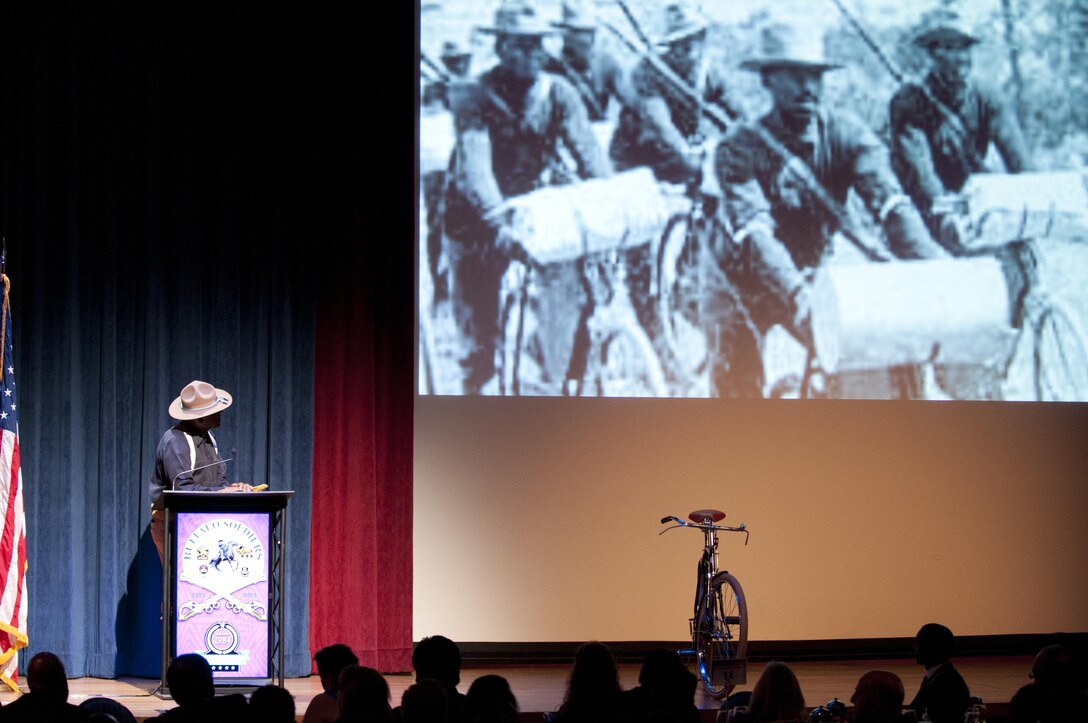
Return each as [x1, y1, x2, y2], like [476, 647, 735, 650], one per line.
[169, 380, 233, 420]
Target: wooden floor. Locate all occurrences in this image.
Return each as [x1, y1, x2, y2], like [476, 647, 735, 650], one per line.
[0, 656, 1033, 722]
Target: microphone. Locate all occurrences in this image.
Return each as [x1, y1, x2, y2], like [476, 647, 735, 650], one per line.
[171, 457, 234, 491]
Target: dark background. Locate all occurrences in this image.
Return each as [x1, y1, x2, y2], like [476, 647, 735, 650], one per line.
[0, 1, 415, 676]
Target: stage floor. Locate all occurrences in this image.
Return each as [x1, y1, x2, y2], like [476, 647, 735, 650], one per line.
[0, 656, 1033, 721]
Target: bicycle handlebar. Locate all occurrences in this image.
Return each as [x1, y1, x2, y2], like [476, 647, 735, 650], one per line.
[659, 515, 750, 545]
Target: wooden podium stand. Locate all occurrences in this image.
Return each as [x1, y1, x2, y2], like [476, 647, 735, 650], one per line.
[160, 490, 293, 696]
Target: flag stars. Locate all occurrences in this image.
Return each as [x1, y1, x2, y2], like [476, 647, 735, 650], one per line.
[2, 390, 9, 397]
[0, 413, 6, 420]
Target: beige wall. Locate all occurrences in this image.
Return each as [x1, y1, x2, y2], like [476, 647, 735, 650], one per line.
[413, 398, 1088, 642]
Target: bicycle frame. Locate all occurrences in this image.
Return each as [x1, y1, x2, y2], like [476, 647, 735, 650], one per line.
[660, 512, 750, 698]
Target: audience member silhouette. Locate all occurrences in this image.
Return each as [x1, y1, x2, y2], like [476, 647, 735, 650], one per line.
[849, 670, 905, 723]
[727, 661, 806, 723]
[464, 674, 519, 723]
[304, 643, 361, 723]
[84, 715, 118, 723]
[248, 684, 296, 723]
[79, 697, 137, 723]
[401, 678, 449, 723]
[620, 648, 698, 723]
[552, 642, 624, 723]
[147, 653, 247, 722]
[337, 664, 393, 723]
[908, 623, 970, 723]
[1008, 643, 1088, 723]
[397, 636, 466, 723]
[0, 651, 91, 722]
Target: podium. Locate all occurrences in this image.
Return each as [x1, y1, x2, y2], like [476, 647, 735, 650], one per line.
[160, 490, 293, 695]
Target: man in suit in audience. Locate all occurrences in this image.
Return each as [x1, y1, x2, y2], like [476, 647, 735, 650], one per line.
[0, 652, 90, 722]
[909, 623, 971, 723]
[850, 670, 905, 723]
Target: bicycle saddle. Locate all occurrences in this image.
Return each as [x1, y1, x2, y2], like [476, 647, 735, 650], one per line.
[688, 509, 725, 523]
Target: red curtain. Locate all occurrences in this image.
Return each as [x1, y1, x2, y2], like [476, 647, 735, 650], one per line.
[309, 239, 414, 672]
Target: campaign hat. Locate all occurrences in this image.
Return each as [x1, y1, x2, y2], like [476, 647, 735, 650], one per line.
[478, 0, 557, 36]
[553, 0, 597, 32]
[912, 9, 979, 49]
[169, 380, 233, 420]
[440, 40, 472, 61]
[656, 3, 709, 46]
[739, 22, 842, 72]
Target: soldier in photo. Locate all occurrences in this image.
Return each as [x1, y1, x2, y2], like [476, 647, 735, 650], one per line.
[421, 40, 473, 304]
[423, 40, 474, 110]
[609, 2, 739, 184]
[889, 9, 1032, 235]
[713, 22, 949, 397]
[544, 0, 630, 124]
[442, 0, 610, 395]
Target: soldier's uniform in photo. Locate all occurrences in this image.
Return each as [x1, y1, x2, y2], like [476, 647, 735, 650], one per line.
[422, 41, 473, 304]
[542, 0, 629, 124]
[609, 3, 739, 184]
[443, 0, 610, 395]
[889, 11, 1033, 399]
[713, 23, 948, 397]
[889, 11, 1031, 228]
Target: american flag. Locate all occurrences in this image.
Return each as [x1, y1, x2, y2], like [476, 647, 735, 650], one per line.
[0, 273, 27, 691]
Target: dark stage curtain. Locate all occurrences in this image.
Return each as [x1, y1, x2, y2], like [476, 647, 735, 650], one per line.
[0, 3, 413, 677]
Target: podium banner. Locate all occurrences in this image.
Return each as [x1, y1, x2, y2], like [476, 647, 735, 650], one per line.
[174, 511, 271, 680]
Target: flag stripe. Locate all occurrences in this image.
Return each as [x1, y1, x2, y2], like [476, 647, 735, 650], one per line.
[0, 276, 28, 691]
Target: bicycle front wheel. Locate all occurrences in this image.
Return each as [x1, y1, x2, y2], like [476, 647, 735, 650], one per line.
[694, 572, 748, 699]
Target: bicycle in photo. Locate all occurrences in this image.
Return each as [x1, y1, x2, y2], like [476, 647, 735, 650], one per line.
[660, 509, 749, 698]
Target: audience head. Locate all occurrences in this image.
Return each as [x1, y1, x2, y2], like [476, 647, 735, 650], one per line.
[746, 661, 805, 722]
[914, 623, 955, 668]
[637, 648, 697, 713]
[402, 678, 449, 723]
[413, 635, 463, 689]
[850, 670, 905, 723]
[26, 651, 70, 703]
[639, 647, 696, 688]
[315, 643, 360, 694]
[249, 684, 296, 723]
[80, 697, 138, 723]
[339, 664, 392, 722]
[465, 674, 519, 722]
[563, 641, 621, 705]
[1031, 644, 1076, 687]
[166, 653, 216, 708]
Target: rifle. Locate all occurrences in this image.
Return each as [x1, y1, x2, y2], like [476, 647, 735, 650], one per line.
[602, 22, 892, 262]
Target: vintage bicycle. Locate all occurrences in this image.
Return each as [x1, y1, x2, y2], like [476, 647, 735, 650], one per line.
[660, 509, 749, 698]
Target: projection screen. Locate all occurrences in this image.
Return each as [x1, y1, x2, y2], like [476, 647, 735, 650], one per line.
[418, 0, 1088, 401]
[414, 0, 1088, 650]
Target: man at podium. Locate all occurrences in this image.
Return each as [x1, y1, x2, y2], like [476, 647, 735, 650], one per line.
[149, 380, 253, 560]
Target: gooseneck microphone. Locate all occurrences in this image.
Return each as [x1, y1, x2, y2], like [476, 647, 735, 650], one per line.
[170, 457, 234, 491]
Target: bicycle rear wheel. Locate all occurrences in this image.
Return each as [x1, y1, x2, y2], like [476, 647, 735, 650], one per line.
[694, 572, 748, 699]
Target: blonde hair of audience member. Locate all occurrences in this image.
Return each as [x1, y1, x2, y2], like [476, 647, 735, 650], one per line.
[744, 661, 806, 722]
